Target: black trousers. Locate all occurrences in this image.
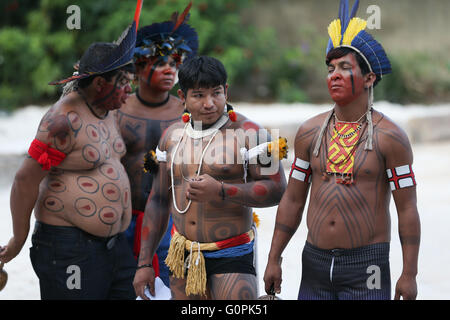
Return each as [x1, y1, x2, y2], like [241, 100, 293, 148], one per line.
[298, 241, 391, 300]
[30, 221, 136, 300]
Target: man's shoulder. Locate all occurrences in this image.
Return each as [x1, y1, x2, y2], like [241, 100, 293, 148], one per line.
[229, 111, 263, 131]
[372, 109, 413, 160]
[159, 120, 185, 150]
[373, 109, 406, 135]
[33, 94, 82, 149]
[372, 109, 411, 149]
[295, 109, 331, 137]
[49, 92, 84, 116]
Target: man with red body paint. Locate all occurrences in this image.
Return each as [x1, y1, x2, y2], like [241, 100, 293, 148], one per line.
[0, 37, 138, 299]
[264, 0, 420, 300]
[134, 56, 287, 300]
[117, 14, 198, 287]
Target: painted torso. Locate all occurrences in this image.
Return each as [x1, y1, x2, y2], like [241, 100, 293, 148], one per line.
[34, 99, 131, 237]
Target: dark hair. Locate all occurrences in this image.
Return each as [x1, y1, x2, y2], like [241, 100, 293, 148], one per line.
[326, 47, 380, 87]
[77, 42, 135, 89]
[178, 56, 227, 94]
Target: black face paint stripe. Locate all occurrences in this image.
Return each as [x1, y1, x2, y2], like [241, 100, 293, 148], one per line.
[92, 74, 122, 105]
[146, 56, 166, 85]
[349, 69, 355, 95]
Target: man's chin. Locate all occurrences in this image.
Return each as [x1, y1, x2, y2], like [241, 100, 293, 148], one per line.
[204, 114, 223, 124]
[192, 114, 222, 127]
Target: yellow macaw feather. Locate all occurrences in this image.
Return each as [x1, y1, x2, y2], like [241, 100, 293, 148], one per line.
[342, 17, 367, 45]
[327, 19, 342, 48]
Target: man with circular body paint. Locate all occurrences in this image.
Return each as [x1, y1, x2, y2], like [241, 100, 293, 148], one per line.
[264, 0, 420, 300]
[133, 56, 287, 300]
[0, 19, 139, 299]
[116, 5, 199, 287]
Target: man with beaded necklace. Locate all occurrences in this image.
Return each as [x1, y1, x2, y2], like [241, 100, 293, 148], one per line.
[264, 0, 420, 300]
[133, 55, 287, 300]
[116, 3, 198, 287]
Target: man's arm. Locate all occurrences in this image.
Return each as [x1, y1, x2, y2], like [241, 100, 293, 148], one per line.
[392, 186, 420, 300]
[0, 158, 48, 263]
[188, 163, 287, 208]
[137, 162, 171, 265]
[133, 131, 172, 299]
[263, 123, 316, 295]
[379, 124, 420, 300]
[187, 122, 287, 207]
[0, 105, 73, 263]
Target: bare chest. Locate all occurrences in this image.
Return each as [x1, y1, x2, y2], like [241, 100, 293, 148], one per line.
[311, 130, 386, 182]
[63, 118, 125, 170]
[168, 133, 245, 182]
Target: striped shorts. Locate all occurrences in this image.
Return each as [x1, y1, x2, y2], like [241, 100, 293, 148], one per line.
[298, 241, 391, 300]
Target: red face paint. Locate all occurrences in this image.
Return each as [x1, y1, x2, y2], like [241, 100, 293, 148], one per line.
[327, 53, 365, 106]
[92, 72, 131, 111]
[141, 57, 177, 92]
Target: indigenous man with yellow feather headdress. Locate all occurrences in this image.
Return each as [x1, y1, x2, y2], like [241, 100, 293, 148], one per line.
[264, 0, 420, 300]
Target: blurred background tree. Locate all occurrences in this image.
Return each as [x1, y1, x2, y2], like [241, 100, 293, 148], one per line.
[0, 0, 449, 111]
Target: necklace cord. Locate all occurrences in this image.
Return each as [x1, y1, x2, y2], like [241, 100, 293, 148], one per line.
[136, 89, 170, 107]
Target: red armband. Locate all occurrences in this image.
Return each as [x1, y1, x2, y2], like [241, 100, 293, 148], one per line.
[28, 139, 66, 171]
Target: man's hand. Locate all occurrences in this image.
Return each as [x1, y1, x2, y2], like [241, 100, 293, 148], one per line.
[263, 259, 282, 295]
[0, 237, 23, 264]
[394, 274, 417, 300]
[186, 174, 221, 202]
[133, 266, 155, 300]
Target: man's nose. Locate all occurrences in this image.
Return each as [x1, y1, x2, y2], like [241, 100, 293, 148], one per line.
[329, 70, 342, 80]
[202, 95, 214, 108]
[124, 83, 132, 93]
[162, 64, 176, 75]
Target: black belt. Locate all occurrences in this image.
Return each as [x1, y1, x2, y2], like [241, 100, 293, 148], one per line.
[83, 232, 120, 250]
[34, 221, 121, 250]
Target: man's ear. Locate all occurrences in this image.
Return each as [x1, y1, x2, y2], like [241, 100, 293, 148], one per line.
[177, 89, 186, 103]
[365, 72, 376, 89]
[92, 76, 106, 92]
[224, 83, 229, 99]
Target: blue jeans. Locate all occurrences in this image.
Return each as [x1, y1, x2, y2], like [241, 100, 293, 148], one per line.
[30, 221, 136, 300]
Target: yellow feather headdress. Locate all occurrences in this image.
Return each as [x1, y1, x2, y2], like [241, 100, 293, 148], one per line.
[326, 0, 391, 79]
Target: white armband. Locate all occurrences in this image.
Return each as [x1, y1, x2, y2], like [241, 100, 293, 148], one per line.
[386, 164, 416, 191]
[240, 142, 269, 162]
[155, 146, 167, 162]
[290, 158, 312, 183]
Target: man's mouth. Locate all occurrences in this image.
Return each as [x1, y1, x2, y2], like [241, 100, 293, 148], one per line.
[201, 111, 217, 116]
[331, 84, 342, 89]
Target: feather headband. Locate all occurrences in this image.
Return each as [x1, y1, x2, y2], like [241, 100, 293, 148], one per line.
[134, 2, 198, 64]
[326, 0, 391, 80]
